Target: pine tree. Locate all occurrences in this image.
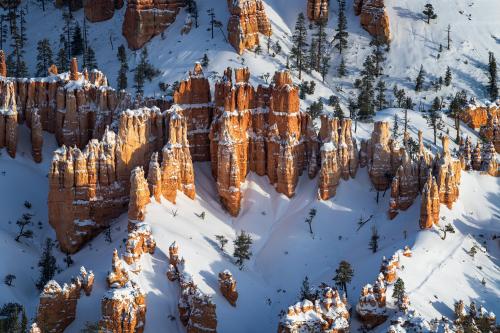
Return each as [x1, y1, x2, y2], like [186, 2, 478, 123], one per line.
[487, 52, 498, 101]
[299, 276, 318, 301]
[446, 25, 451, 50]
[62, 7, 73, 64]
[393, 85, 406, 108]
[0, 15, 7, 50]
[0, 303, 28, 333]
[333, 260, 354, 297]
[305, 208, 317, 235]
[424, 97, 445, 144]
[355, 56, 376, 119]
[186, 0, 199, 28]
[36, 238, 57, 291]
[18, 6, 27, 50]
[84, 45, 97, 70]
[375, 80, 387, 111]
[56, 47, 69, 72]
[319, 54, 330, 82]
[313, 19, 327, 70]
[369, 226, 379, 253]
[233, 231, 253, 269]
[255, 43, 262, 56]
[266, 36, 271, 54]
[133, 47, 159, 95]
[116, 44, 128, 90]
[415, 65, 425, 91]
[307, 38, 318, 73]
[423, 4, 437, 24]
[36, 39, 53, 77]
[333, 100, 345, 119]
[450, 90, 468, 142]
[392, 278, 406, 308]
[392, 113, 400, 139]
[444, 66, 452, 86]
[371, 39, 386, 77]
[291, 13, 308, 79]
[348, 98, 358, 132]
[15, 213, 33, 242]
[201, 53, 209, 67]
[215, 235, 228, 251]
[337, 56, 346, 77]
[71, 23, 84, 56]
[334, 0, 348, 54]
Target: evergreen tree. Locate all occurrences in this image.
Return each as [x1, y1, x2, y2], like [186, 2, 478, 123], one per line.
[0, 15, 7, 50]
[116, 44, 128, 90]
[0, 303, 28, 333]
[291, 13, 308, 79]
[307, 100, 323, 120]
[186, 0, 199, 28]
[333, 0, 348, 54]
[375, 80, 387, 111]
[450, 90, 468, 142]
[233, 231, 253, 269]
[403, 97, 414, 135]
[84, 45, 97, 70]
[369, 226, 379, 253]
[133, 47, 159, 95]
[446, 24, 451, 50]
[15, 213, 33, 242]
[36, 238, 57, 291]
[333, 260, 354, 297]
[319, 54, 330, 82]
[424, 97, 445, 144]
[422, 4, 437, 24]
[255, 43, 262, 56]
[201, 53, 209, 67]
[71, 23, 84, 56]
[36, 39, 53, 77]
[215, 235, 228, 251]
[62, 7, 73, 63]
[393, 85, 406, 108]
[307, 38, 318, 73]
[18, 6, 27, 50]
[444, 66, 452, 86]
[333, 100, 345, 119]
[392, 278, 406, 307]
[56, 47, 69, 72]
[313, 19, 327, 70]
[415, 65, 425, 91]
[355, 56, 376, 119]
[392, 113, 400, 139]
[337, 56, 346, 77]
[299, 276, 318, 301]
[348, 98, 359, 132]
[370, 38, 386, 77]
[487, 52, 498, 101]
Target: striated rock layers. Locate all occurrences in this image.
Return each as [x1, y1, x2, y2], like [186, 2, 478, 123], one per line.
[48, 107, 164, 253]
[388, 151, 419, 219]
[167, 242, 218, 333]
[171, 63, 213, 161]
[219, 270, 238, 306]
[318, 115, 358, 200]
[459, 137, 499, 177]
[278, 285, 350, 333]
[36, 267, 94, 333]
[356, 273, 388, 329]
[435, 136, 461, 209]
[462, 100, 499, 129]
[209, 68, 318, 215]
[123, 0, 186, 50]
[227, 0, 272, 54]
[354, 0, 391, 43]
[84, 0, 124, 23]
[480, 111, 500, 153]
[0, 78, 18, 158]
[419, 172, 440, 229]
[380, 254, 399, 284]
[307, 0, 329, 22]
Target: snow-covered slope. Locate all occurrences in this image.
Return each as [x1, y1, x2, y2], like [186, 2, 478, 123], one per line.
[0, 0, 499, 332]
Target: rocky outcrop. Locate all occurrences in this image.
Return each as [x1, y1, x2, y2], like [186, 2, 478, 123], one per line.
[167, 242, 218, 333]
[227, 0, 272, 54]
[48, 107, 164, 253]
[364, 121, 401, 191]
[419, 173, 440, 229]
[107, 249, 130, 288]
[219, 270, 238, 306]
[462, 99, 499, 129]
[0, 0, 20, 8]
[36, 267, 94, 333]
[172, 63, 213, 161]
[278, 285, 350, 333]
[84, 0, 123, 23]
[209, 69, 318, 215]
[29, 323, 42, 333]
[99, 281, 147, 333]
[31, 110, 43, 163]
[388, 151, 419, 219]
[380, 254, 399, 284]
[480, 111, 500, 153]
[354, 0, 391, 43]
[0, 78, 17, 158]
[0, 50, 6, 77]
[55, 0, 83, 11]
[307, 0, 329, 22]
[123, 0, 186, 50]
[459, 137, 499, 177]
[318, 115, 358, 200]
[435, 136, 461, 208]
[356, 273, 388, 329]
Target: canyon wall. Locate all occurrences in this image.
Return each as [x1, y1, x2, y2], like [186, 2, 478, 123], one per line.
[84, 0, 124, 23]
[307, 0, 329, 22]
[354, 0, 391, 43]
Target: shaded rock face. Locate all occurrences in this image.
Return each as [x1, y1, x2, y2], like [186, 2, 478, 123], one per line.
[318, 115, 358, 200]
[55, 0, 83, 11]
[172, 63, 213, 161]
[278, 285, 350, 333]
[219, 270, 238, 306]
[167, 242, 218, 333]
[364, 121, 401, 191]
[480, 111, 500, 153]
[0, 78, 17, 158]
[227, 0, 272, 54]
[419, 173, 440, 229]
[48, 107, 164, 253]
[209, 68, 318, 215]
[435, 136, 461, 209]
[123, 0, 186, 50]
[84, 0, 123, 23]
[354, 0, 391, 43]
[458, 137, 499, 177]
[36, 267, 94, 333]
[307, 0, 329, 22]
[388, 151, 419, 219]
[356, 273, 388, 329]
[0, 0, 20, 8]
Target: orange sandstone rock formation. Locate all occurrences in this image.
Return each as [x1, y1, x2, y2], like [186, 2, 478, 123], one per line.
[107, 249, 130, 288]
[123, 0, 186, 50]
[227, 0, 272, 54]
[388, 151, 419, 219]
[84, 0, 123, 23]
[356, 273, 388, 329]
[0, 78, 17, 158]
[318, 115, 358, 200]
[0, 50, 6, 77]
[435, 136, 461, 208]
[31, 110, 43, 163]
[307, 0, 329, 22]
[354, 0, 391, 43]
[458, 138, 499, 177]
[36, 267, 94, 333]
[419, 173, 440, 229]
[462, 99, 499, 129]
[278, 285, 350, 333]
[380, 255, 399, 284]
[219, 270, 238, 306]
[480, 111, 500, 153]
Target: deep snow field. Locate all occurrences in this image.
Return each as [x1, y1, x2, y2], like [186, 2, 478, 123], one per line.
[0, 0, 499, 332]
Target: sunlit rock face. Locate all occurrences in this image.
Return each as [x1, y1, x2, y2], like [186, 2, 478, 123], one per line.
[354, 0, 391, 43]
[307, 0, 329, 22]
